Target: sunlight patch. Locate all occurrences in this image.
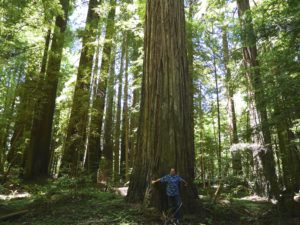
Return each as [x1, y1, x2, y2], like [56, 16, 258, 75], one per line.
[240, 194, 277, 204]
[0, 192, 31, 200]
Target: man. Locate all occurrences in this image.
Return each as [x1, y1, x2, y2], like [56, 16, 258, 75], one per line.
[152, 168, 188, 223]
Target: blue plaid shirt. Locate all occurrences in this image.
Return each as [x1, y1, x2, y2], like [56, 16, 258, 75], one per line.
[160, 175, 183, 196]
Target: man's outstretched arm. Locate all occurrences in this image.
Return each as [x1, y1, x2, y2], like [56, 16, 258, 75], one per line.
[181, 178, 188, 186]
[151, 178, 161, 184]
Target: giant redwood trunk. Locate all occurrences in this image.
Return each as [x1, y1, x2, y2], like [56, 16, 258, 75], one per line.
[24, 0, 69, 179]
[8, 28, 52, 170]
[62, 0, 100, 175]
[101, 53, 116, 179]
[126, 0, 198, 211]
[87, 0, 116, 179]
[237, 0, 279, 198]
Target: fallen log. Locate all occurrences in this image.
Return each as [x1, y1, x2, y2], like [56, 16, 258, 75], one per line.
[0, 209, 28, 221]
[212, 182, 224, 204]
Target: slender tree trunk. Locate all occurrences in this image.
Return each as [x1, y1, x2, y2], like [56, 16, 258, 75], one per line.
[273, 138, 283, 186]
[40, 28, 52, 76]
[84, 28, 102, 172]
[221, 25, 242, 175]
[120, 36, 129, 181]
[126, 0, 198, 211]
[211, 103, 217, 181]
[23, 0, 69, 179]
[113, 37, 126, 183]
[237, 0, 279, 198]
[213, 55, 222, 178]
[197, 84, 205, 187]
[87, 0, 116, 179]
[121, 39, 130, 180]
[62, 0, 101, 175]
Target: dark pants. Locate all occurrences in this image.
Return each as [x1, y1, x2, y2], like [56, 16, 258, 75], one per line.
[167, 195, 181, 221]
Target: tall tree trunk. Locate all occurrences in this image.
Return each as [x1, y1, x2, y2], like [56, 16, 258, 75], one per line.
[62, 0, 101, 175]
[126, 0, 198, 211]
[48, 107, 62, 177]
[120, 36, 129, 181]
[23, 0, 69, 179]
[275, 100, 300, 192]
[40, 28, 52, 76]
[87, 0, 116, 179]
[221, 25, 242, 175]
[7, 27, 52, 169]
[7, 69, 34, 169]
[211, 103, 217, 181]
[128, 37, 142, 172]
[213, 54, 222, 178]
[187, 0, 195, 78]
[237, 0, 279, 199]
[197, 83, 205, 187]
[271, 64, 300, 192]
[101, 52, 116, 182]
[187, 1, 198, 182]
[84, 28, 102, 172]
[113, 37, 126, 183]
[0, 71, 21, 174]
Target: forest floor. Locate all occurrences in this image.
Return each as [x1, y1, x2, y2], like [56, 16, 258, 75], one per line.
[0, 178, 300, 225]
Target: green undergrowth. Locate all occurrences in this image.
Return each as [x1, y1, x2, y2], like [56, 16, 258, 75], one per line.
[0, 177, 299, 225]
[0, 176, 162, 225]
[1, 188, 146, 224]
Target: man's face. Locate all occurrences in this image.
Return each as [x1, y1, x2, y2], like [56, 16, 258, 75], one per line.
[170, 168, 176, 176]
